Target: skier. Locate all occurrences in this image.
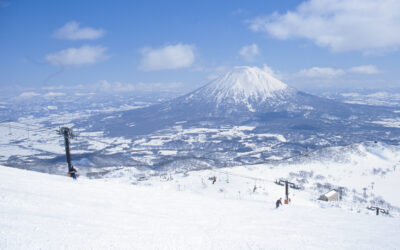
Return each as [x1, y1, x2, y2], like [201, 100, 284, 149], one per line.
[253, 185, 257, 192]
[68, 166, 78, 179]
[276, 198, 282, 208]
[212, 176, 216, 184]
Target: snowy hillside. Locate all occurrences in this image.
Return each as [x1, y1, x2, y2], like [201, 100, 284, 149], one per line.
[1, 164, 400, 250]
[104, 141, 400, 213]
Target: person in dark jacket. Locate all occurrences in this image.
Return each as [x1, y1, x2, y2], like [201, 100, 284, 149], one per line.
[68, 166, 77, 179]
[276, 198, 282, 208]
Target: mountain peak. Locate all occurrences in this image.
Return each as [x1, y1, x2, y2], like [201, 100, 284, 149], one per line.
[189, 66, 292, 110]
[213, 66, 287, 93]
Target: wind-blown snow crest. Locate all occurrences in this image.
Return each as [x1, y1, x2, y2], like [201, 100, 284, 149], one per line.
[198, 66, 292, 106]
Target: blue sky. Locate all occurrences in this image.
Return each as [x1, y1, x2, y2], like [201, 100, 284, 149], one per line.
[1, 0, 400, 93]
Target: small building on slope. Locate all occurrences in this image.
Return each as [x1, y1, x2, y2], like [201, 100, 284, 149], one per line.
[319, 190, 339, 201]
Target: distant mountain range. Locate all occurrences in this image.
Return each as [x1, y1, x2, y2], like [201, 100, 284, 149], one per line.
[91, 66, 395, 138]
[54, 66, 397, 169]
[3, 66, 400, 171]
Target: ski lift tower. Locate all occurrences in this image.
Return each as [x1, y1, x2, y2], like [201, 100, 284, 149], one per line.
[275, 179, 301, 204]
[58, 127, 77, 179]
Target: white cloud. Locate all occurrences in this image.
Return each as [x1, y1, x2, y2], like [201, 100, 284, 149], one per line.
[98, 80, 136, 92]
[297, 67, 345, 78]
[42, 85, 65, 90]
[98, 80, 184, 93]
[44, 92, 66, 98]
[45, 45, 109, 66]
[139, 44, 195, 71]
[348, 65, 380, 74]
[262, 64, 285, 80]
[53, 21, 105, 40]
[134, 82, 184, 92]
[294, 65, 380, 78]
[18, 92, 40, 98]
[248, 0, 400, 52]
[239, 44, 260, 61]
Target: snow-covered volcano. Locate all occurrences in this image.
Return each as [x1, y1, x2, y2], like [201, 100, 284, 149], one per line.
[169, 66, 306, 117]
[92, 66, 308, 136]
[90, 66, 395, 138]
[184, 66, 295, 111]
[206, 66, 289, 101]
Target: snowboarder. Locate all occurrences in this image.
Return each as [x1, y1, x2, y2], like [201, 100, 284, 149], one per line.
[212, 176, 216, 184]
[276, 198, 282, 208]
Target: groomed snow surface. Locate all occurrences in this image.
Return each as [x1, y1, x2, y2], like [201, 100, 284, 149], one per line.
[1, 164, 399, 250]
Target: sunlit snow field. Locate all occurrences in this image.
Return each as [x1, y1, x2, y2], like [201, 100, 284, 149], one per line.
[1, 141, 400, 249]
[1, 164, 399, 250]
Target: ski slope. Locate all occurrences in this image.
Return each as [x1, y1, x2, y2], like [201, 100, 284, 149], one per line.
[1, 165, 399, 250]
